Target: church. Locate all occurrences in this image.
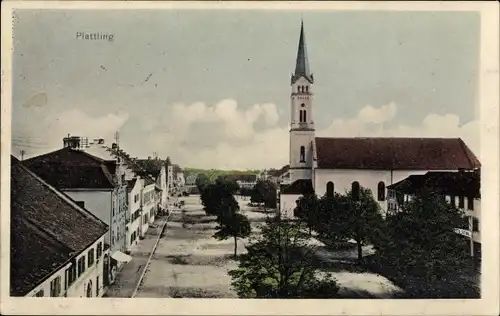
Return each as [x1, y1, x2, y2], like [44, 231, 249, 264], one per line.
[278, 22, 481, 218]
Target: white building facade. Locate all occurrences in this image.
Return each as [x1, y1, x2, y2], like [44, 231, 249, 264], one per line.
[279, 22, 481, 218]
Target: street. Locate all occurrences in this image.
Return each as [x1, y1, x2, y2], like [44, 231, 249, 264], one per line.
[130, 195, 402, 298]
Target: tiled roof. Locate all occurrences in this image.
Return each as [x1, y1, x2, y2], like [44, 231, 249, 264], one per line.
[11, 157, 108, 296]
[127, 178, 138, 192]
[23, 147, 115, 189]
[106, 148, 159, 185]
[388, 171, 480, 198]
[315, 137, 481, 170]
[134, 159, 165, 177]
[280, 179, 314, 195]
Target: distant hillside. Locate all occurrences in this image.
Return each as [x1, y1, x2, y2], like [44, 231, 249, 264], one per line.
[183, 168, 260, 182]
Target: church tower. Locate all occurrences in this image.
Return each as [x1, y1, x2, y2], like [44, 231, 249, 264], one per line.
[289, 21, 315, 183]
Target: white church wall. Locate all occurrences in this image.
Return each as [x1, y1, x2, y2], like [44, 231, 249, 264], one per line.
[314, 169, 438, 215]
[279, 194, 301, 219]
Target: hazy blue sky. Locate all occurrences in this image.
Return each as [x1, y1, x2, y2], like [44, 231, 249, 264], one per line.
[11, 9, 480, 169]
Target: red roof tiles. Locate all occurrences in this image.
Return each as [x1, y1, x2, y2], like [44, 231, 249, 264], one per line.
[314, 137, 480, 170]
[10, 157, 108, 296]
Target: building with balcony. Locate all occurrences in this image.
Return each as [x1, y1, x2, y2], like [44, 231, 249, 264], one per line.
[386, 170, 481, 259]
[11, 156, 109, 297]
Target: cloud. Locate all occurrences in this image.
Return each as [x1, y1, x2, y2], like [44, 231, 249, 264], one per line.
[14, 100, 479, 170]
[319, 102, 480, 157]
[358, 102, 397, 124]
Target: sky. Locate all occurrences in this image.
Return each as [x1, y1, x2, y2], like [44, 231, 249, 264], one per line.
[11, 9, 480, 170]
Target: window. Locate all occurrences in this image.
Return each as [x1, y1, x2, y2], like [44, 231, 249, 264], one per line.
[35, 289, 44, 297]
[301, 103, 305, 108]
[377, 182, 385, 201]
[450, 196, 456, 207]
[50, 276, 61, 297]
[299, 146, 305, 163]
[87, 248, 95, 267]
[351, 181, 360, 201]
[86, 280, 93, 298]
[472, 218, 479, 232]
[97, 242, 103, 259]
[305, 86, 309, 93]
[75, 201, 85, 208]
[66, 264, 76, 287]
[326, 181, 334, 197]
[467, 197, 474, 210]
[77, 257, 86, 277]
[303, 110, 307, 123]
[96, 276, 100, 297]
[299, 110, 303, 122]
[459, 195, 465, 208]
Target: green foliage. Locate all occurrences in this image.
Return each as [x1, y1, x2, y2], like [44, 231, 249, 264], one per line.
[250, 180, 277, 208]
[184, 168, 260, 182]
[295, 187, 384, 261]
[195, 173, 211, 193]
[200, 178, 239, 217]
[374, 190, 470, 282]
[228, 216, 340, 298]
[213, 212, 251, 257]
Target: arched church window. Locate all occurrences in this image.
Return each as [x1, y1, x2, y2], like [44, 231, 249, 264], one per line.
[300, 146, 305, 163]
[303, 110, 307, 123]
[377, 181, 385, 201]
[326, 181, 334, 197]
[306, 86, 309, 93]
[299, 110, 303, 122]
[351, 181, 360, 201]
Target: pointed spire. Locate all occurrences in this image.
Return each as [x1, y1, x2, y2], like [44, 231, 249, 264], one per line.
[292, 20, 313, 84]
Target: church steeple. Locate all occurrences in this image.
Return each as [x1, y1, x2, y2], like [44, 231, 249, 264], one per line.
[291, 20, 314, 84]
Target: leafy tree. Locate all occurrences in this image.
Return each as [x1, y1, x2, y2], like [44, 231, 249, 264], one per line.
[296, 188, 383, 262]
[195, 173, 211, 193]
[200, 178, 240, 218]
[294, 193, 320, 236]
[214, 211, 251, 258]
[374, 189, 470, 282]
[250, 180, 277, 208]
[228, 215, 340, 298]
[333, 187, 384, 262]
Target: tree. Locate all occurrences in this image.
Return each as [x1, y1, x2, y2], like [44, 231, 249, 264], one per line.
[334, 187, 384, 262]
[374, 190, 470, 282]
[294, 193, 320, 236]
[228, 215, 340, 298]
[214, 211, 251, 258]
[200, 177, 240, 219]
[251, 180, 277, 208]
[195, 173, 211, 193]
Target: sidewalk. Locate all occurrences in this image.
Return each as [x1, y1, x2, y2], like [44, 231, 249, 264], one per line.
[104, 214, 169, 297]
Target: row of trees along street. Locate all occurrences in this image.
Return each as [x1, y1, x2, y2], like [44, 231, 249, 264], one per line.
[295, 183, 479, 298]
[195, 174, 478, 298]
